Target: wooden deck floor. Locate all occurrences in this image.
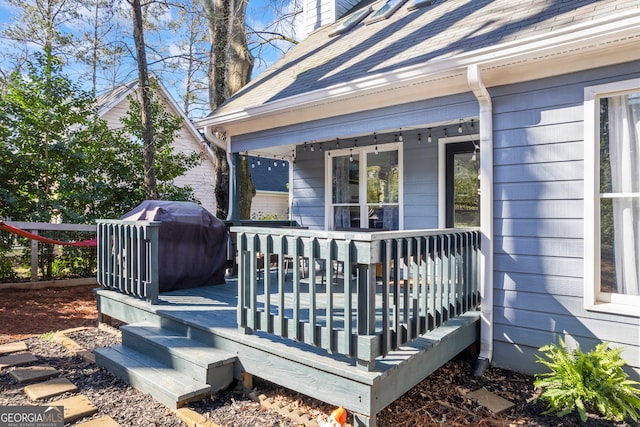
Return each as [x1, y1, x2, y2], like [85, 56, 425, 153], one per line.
[96, 276, 480, 426]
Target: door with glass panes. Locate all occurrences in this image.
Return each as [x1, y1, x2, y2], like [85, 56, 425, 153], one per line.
[330, 145, 400, 230]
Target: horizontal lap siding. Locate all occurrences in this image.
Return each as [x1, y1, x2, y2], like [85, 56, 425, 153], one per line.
[491, 62, 640, 378]
[292, 149, 325, 229]
[404, 138, 438, 229]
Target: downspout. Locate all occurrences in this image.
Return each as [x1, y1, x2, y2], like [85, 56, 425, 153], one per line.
[467, 64, 494, 376]
[203, 126, 236, 222]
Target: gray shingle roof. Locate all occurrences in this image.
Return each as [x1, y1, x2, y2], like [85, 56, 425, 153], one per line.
[213, 0, 639, 116]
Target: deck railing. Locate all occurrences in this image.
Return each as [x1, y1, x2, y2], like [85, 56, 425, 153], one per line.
[96, 220, 160, 303]
[232, 227, 480, 370]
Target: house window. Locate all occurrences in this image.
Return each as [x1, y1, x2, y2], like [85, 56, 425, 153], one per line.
[328, 143, 402, 230]
[584, 79, 640, 315]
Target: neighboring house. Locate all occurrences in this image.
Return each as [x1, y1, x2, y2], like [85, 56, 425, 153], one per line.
[97, 81, 219, 214]
[248, 155, 290, 219]
[197, 0, 640, 379]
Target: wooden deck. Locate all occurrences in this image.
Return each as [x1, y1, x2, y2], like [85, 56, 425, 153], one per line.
[95, 276, 480, 427]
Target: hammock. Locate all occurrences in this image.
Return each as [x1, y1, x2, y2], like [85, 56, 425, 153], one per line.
[0, 221, 97, 247]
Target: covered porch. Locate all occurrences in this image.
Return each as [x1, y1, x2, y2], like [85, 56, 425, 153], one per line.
[94, 220, 481, 426]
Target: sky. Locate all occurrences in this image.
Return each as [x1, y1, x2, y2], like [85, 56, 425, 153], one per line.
[0, 0, 303, 119]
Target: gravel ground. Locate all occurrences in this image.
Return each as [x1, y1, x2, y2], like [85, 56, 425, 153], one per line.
[0, 328, 312, 426]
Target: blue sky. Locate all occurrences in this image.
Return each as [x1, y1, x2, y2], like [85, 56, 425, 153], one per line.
[0, 0, 302, 118]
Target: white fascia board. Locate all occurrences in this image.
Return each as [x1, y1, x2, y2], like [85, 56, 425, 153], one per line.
[200, 8, 640, 136]
[96, 82, 138, 118]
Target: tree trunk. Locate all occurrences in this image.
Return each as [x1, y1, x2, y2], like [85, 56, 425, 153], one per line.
[203, 0, 255, 220]
[131, 0, 158, 200]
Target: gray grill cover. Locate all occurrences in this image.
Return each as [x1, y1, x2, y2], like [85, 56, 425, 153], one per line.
[120, 201, 227, 291]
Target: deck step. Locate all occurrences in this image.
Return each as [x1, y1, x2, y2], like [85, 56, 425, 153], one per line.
[120, 323, 236, 389]
[94, 344, 214, 409]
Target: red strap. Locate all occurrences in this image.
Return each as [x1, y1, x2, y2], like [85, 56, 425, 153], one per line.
[0, 221, 97, 247]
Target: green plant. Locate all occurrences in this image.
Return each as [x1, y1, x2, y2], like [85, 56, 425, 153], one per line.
[534, 338, 640, 422]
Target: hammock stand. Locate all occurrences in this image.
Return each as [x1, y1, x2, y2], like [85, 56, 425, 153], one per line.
[0, 221, 97, 247]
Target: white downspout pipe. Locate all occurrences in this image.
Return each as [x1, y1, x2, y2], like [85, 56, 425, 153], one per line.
[203, 125, 234, 221]
[467, 64, 494, 375]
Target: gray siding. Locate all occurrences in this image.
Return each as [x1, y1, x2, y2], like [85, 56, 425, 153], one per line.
[403, 131, 439, 229]
[490, 61, 640, 378]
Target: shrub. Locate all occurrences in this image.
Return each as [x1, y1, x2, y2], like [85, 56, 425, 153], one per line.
[534, 338, 640, 422]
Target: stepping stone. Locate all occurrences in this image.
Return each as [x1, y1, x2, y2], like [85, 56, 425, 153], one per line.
[0, 341, 28, 355]
[50, 394, 98, 424]
[0, 352, 38, 368]
[75, 415, 121, 427]
[466, 387, 515, 415]
[10, 364, 59, 383]
[24, 377, 78, 400]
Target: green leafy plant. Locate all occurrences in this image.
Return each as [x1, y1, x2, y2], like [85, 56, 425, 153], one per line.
[534, 338, 640, 422]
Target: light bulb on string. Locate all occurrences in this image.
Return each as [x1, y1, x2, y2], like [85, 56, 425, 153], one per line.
[418, 133, 422, 144]
[310, 144, 314, 152]
[268, 161, 272, 171]
[458, 120, 463, 134]
[349, 149, 353, 162]
[427, 129, 432, 143]
[257, 156, 261, 166]
[398, 129, 403, 142]
[444, 128, 448, 137]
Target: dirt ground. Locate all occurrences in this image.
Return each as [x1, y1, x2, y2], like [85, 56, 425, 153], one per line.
[0, 285, 97, 343]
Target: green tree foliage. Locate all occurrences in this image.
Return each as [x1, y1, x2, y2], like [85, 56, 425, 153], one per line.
[0, 53, 200, 224]
[0, 52, 94, 222]
[119, 80, 201, 203]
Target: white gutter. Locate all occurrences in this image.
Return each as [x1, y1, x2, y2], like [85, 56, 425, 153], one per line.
[203, 125, 234, 221]
[467, 64, 493, 376]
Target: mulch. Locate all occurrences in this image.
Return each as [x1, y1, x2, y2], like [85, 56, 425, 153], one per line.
[0, 285, 635, 426]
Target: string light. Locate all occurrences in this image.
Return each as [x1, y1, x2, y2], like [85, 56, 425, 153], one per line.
[374, 132, 378, 154]
[268, 160, 272, 171]
[282, 159, 286, 167]
[398, 128, 403, 142]
[310, 144, 315, 152]
[427, 128, 432, 143]
[336, 138, 340, 148]
[257, 155, 261, 166]
[470, 119, 474, 130]
[418, 133, 422, 144]
[303, 142, 307, 151]
[458, 120, 463, 134]
[349, 149, 353, 162]
[444, 128, 448, 137]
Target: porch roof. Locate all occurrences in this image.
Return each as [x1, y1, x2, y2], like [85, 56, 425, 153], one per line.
[198, 0, 640, 135]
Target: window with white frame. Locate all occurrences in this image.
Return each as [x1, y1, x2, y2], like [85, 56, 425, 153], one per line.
[584, 78, 640, 315]
[327, 143, 402, 230]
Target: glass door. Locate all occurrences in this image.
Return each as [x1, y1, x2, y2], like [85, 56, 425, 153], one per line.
[445, 141, 480, 228]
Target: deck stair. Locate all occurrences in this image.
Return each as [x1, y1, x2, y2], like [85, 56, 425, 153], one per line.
[94, 323, 237, 409]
